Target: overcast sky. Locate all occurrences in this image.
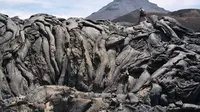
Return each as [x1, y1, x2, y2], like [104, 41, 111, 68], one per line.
[0, 0, 199, 19]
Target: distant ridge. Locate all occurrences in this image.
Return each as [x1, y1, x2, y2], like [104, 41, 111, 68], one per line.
[169, 9, 200, 17]
[113, 9, 200, 32]
[112, 9, 167, 23]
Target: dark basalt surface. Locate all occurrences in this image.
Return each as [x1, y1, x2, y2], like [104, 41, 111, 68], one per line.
[0, 13, 200, 112]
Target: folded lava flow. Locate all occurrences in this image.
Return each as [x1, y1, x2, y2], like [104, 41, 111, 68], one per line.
[0, 13, 200, 112]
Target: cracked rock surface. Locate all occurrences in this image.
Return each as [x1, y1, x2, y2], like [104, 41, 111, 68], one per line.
[0, 13, 200, 112]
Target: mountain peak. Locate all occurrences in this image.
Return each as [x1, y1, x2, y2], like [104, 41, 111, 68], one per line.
[114, 0, 148, 1]
[87, 0, 168, 20]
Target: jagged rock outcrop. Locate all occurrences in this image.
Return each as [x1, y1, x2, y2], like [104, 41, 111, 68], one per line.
[87, 0, 168, 20]
[0, 13, 200, 112]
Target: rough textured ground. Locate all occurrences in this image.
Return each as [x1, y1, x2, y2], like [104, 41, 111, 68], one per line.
[0, 13, 200, 112]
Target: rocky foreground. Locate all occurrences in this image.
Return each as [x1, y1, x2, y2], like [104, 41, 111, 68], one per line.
[0, 13, 200, 112]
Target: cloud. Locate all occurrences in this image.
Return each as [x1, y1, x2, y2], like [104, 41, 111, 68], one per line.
[0, 0, 36, 3]
[0, 9, 30, 19]
[149, 0, 200, 11]
[0, 0, 113, 19]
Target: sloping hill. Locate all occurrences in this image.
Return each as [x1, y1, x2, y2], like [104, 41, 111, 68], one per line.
[87, 0, 168, 20]
[170, 9, 200, 17]
[112, 10, 168, 24]
[113, 9, 200, 31]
